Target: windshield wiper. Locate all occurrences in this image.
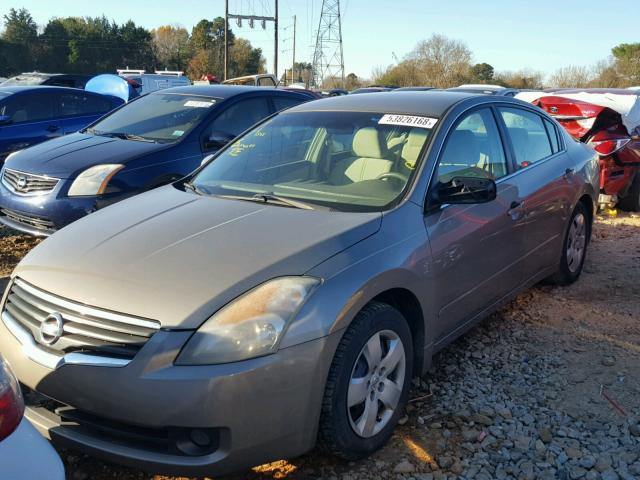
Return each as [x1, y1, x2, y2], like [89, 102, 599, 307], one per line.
[101, 132, 157, 143]
[216, 192, 315, 210]
[183, 182, 205, 195]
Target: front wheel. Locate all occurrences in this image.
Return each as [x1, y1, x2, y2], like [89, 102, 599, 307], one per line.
[318, 302, 413, 460]
[547, 202, 589, 285]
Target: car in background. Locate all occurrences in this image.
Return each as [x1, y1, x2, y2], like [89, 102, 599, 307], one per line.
[393, 86, 436, 92]
[0, 86, 124, 162]
[0, 355, 65, 480]
[518, 88, 640, 211]
[0, 91, 598, 477]
[223, 74, 278, 87]
[118, 69, 192, 96]
[320, 88, 348, 97]
[350, 86, 397, 94]
[448, 84, 519, 96]
[0, 85, 310, 235]
[1, 72, 92, 89]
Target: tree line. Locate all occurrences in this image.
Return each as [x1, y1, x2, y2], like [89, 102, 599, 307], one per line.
[0, 8, 265, 80]
[371, 34, 640, 89]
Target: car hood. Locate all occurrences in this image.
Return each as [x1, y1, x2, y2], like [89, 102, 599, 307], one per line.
[14, 185, 382, 328]
[5, 133, 166, 179]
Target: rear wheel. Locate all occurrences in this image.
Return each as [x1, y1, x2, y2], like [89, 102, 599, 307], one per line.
[319, 302, 413, 460]
[548, 202, 589, 285]
[619, 172, 640, 212]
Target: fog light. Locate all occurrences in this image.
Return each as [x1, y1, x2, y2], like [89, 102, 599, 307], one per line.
[189, 429, 211, 447]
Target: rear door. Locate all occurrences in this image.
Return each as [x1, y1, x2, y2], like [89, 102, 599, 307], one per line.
[424, 107, 526, 344]
[497, 106, 573, 280]
[0, 92, 58, 159]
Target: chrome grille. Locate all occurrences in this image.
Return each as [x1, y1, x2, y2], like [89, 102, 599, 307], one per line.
[0, 208, 55, 233]
[2, 278, 160, 358]
[2, 168, 59, 195]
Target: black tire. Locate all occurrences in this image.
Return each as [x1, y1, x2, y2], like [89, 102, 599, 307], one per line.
[548, 202, 590, 285]
[318, 302, 413, 460]
[619, 172, 640, 212]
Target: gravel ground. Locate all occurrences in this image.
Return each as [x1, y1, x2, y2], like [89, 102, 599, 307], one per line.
[0, 211, 638, 480]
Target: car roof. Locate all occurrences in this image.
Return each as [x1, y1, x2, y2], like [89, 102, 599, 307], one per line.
[153, 84, 308, 99]
[0, 85, 96, 95]
[286, 90, 480, 116]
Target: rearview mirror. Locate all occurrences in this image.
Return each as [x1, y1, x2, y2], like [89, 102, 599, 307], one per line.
[433, 176, 497, 205]
[204, 131, 235, 151]
[0, 115, 12, 126]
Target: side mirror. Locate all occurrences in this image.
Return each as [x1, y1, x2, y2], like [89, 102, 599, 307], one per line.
[204, 131, 235, 151]
[0, 115, 12, 126]
[433, 176, 497, 205]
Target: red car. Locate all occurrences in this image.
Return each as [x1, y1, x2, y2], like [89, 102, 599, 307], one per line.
[521, 89, 640, 210]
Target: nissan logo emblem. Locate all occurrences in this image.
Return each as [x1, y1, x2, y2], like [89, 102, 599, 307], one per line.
[16, 175, 28, 189]
[550, 106, 558, 114]
[39, 312, 65, 345]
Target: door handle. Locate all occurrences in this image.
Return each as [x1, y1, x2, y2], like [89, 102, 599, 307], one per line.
[46, 125, 60, 133]
[508, 200, 524, 220]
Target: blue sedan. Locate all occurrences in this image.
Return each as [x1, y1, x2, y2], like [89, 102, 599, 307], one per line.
[0, 85, 311, 235]
[0, 86, 124, 162]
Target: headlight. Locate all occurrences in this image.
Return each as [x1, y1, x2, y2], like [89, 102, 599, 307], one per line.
[67, 164, 124, 196]
[176, 276, 320, 365]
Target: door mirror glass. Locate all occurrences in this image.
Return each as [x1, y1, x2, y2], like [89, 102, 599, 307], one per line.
[434, 176, 497, 205]
[0, 115, 12, 125]
[205, 131, 235, 151]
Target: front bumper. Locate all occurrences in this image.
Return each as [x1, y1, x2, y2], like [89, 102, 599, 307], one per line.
[0, 181, 126, 236]
[0, 314, 341, 477]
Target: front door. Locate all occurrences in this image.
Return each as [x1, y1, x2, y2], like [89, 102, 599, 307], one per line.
[424, 107, 526, 344]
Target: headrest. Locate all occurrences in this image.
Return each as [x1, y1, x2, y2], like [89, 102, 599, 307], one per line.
[441, 130, 479, 165]
[402, 128, 429, 169]
[352, 127, 387, 158]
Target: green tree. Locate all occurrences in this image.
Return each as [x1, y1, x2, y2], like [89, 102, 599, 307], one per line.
[611, 43, 640, 85]
[152, 25, 191, 71]
[2, 8, 37, 43]
[471, 63, 494, 82]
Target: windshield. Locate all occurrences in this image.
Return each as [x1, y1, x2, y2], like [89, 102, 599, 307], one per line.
[89, 93, 217, 143]
[191, 111, 436, 212]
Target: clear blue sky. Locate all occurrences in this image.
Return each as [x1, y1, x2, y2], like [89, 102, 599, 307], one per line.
[3, 0, 639, 80]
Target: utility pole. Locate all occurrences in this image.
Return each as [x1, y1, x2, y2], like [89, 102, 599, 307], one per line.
[274, 0, 278, 78]
[224, 1, 279, 78]
[224, 0, 229, 80]
[312, 0, 345, 89]
[291, 15, 296, 85]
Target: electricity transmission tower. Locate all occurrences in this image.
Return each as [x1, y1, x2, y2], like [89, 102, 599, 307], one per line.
[312, 0, 345, 88]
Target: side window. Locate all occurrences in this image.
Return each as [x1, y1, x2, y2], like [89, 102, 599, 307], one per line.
[1, 93, 54, 123]
[258, 77, 276, 87]
[58, 92, 112, 117]
[499, 108, 553, 166]
[544, 118, 560, 153]
[436, 108, 508, 183]
[272, 96, 305, 112]
[207, 97, 271, 137]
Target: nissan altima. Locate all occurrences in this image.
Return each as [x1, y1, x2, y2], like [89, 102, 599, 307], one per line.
[0, 91, 598, 476]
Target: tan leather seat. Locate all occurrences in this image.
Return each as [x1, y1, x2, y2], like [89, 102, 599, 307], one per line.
[401, 128, 429, 170]
[329, 127, 393, 185]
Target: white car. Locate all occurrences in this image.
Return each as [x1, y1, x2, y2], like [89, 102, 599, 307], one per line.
[0, 356, 65, 480]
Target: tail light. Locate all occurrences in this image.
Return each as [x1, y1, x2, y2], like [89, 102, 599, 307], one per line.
[0, 356, 24, 440]
[588, 138, 631, 157]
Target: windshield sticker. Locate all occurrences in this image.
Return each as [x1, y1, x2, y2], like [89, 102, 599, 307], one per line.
[184, 100, 215, 108]
[229, 142, 256, 157]
[379, 114, 438, 129]
[172, 130, 185, 137]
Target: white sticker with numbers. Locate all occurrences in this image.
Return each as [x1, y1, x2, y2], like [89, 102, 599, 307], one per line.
[184, 100, 215, 108]
[378, 114, 438, 129]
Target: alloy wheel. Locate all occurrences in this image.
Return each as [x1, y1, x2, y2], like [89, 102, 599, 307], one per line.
[566, 212, 587, 273]
[347, 330, 406, 438]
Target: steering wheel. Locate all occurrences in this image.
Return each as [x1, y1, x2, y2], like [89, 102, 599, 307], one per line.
[376, 172, 409, 184]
